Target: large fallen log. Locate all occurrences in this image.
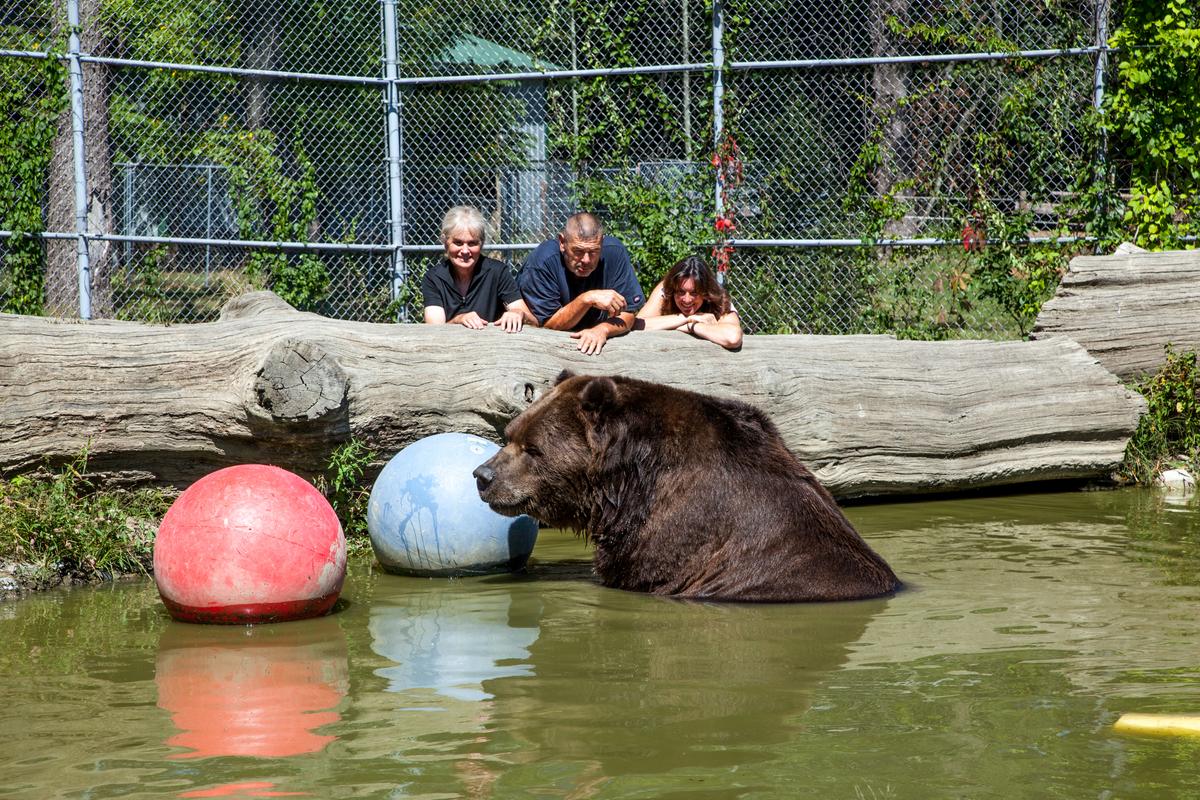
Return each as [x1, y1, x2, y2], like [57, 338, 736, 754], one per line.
[1032, 243, 1200, 381]
[1, 291, 1144, 499]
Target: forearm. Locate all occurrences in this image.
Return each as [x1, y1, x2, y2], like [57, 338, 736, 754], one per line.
[601, 313, 635, 339]
[690, 320, 743, 350]
[541, 297, 592, 330]
[639, 313, 688, 331]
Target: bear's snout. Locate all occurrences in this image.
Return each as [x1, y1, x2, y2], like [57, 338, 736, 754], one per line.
[473, 463, 496, 493]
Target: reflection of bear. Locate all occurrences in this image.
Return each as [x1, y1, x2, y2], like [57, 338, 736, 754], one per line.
[474, 371, 900, 601]
[488, 587, 888, 784]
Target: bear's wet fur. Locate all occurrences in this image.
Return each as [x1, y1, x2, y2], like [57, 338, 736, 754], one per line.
[474, 371, 900, 602]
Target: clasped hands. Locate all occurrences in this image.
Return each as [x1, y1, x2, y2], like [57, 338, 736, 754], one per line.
[454, 309, 525, 332]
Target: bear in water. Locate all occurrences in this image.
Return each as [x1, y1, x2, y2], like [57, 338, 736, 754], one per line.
[473, 371, 900, 602]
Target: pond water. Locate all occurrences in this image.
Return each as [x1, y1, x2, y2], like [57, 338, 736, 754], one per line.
[3, 488, 1200, 799]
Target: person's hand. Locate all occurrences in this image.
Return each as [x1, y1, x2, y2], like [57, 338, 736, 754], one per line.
[685, 313, 718, 326]
[582, 289, 627, 316]
[684, 313, 717, 334]
[493, 310, 524, 333]
[570, 326, 609, 356]
[456, 311, 487, 330]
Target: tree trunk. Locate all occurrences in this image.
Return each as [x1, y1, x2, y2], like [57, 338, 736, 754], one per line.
[244, 0, 282, 131]
[47, 0, 114, 318]
[1031, 244, 1200, 381]
[0, 291, 1145, 499]
[869, 0, 916, 239]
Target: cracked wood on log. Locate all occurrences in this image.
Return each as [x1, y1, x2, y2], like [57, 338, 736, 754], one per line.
[1, 291, 1145, 499]
[1032, 243, 1200, 381]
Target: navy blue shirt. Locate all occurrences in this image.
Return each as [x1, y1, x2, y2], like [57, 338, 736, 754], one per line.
[517, 236, 645, 331]
[421, 256, 522, 322]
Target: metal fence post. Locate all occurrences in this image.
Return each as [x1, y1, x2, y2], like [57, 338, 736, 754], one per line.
[66, 0, 93, 319]
[1092, 0, 1111, 249]
[382, 0, 408, 319]
[205, 162, 213, 286]
[682, 0, 691, 147]
[711, 0, 725, 285]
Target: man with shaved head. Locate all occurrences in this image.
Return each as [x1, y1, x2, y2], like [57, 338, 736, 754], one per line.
[517, 212, 645, 356]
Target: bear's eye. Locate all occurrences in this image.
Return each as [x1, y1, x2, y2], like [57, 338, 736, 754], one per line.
[522, 443, 542, 458]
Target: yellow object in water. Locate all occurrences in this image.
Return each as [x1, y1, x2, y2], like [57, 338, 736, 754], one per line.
[1114, 713, 1200, 737]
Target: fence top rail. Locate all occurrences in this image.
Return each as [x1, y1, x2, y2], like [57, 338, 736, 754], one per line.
[1, 230, 1099, 251]
[0, 44, 1106, 87]
[730, 46, 1106, 71]
[0, 48, 50, 60]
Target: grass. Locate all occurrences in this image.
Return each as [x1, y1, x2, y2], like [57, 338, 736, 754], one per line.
[0, 453, 171, 586]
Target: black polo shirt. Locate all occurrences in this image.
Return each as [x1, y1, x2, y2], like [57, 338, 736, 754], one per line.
[420, 257, 522, 322]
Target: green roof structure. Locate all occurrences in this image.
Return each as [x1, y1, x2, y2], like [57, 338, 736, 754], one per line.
[440, 34, 562, 72]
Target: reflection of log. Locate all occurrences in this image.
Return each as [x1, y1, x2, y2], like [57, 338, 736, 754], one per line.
[1, 291, 1143, 499]
[1032, 244, 1200, 381]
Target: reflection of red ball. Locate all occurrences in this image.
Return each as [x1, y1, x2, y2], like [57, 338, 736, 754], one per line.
[154, 465, 346, 624]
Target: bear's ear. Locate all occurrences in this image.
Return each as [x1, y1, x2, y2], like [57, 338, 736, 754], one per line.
[554, 369, 576, 386]
[579, 375, 618, 422]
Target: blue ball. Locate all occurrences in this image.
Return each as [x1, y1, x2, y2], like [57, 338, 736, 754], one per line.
[367, 432, 538, 576]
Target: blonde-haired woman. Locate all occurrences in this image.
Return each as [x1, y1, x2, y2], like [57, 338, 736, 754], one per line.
[421, 206, 536, 331]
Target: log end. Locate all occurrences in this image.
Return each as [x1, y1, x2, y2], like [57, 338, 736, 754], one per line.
[252, 338, 349, 422]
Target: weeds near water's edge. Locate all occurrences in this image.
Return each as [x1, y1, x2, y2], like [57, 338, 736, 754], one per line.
[316, 438, 377, 545]
[1120, 346, 1200, 485]
[0, 450, 170, 586]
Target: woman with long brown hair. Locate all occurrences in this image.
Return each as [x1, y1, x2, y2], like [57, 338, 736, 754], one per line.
[636, 255, 743, 349]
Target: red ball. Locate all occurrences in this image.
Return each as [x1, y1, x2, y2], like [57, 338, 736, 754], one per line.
[154, 465, 346, 624]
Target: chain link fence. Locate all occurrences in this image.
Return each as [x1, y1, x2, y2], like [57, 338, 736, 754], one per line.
[1, 0, 1108, 336]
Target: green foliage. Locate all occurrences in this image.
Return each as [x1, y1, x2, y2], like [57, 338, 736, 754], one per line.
[0, 451, 170, 583]
[724, 262, 802, 334]
[968, 198, 1071, 336]
[0, 39, 67, 315]
[317, 439, 377, 539]
[535, 0, 697, 165]
[857, 248, 976, 340]
[574, 169, 710, 293]
[111, 245, 177, 324]
[1107, 0, 1200, 250]
[200, 128, 329, 310]
[1121, 347, 1200, 485]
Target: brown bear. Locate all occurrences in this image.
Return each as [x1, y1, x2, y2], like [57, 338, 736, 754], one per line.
[473, 371, 900, 602]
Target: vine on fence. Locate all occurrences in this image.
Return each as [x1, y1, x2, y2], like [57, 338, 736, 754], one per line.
[200, 128, 329, 311]
[711, 131, 742, 279]
[1107, 0, 1200, 251]
[0, 45, 67, 315]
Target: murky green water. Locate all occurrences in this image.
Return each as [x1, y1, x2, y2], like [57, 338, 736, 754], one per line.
[3, 488, 1200, 799]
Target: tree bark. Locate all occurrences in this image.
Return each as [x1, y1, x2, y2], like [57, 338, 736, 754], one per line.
[869, 0, 916, 239]
[244, 0, 282, 131]
[1031, 244, 1200, 382]
[0, 291, 1145, 499]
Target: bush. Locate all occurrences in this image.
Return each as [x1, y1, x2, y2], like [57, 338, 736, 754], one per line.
[1120, 346, 1200, 484]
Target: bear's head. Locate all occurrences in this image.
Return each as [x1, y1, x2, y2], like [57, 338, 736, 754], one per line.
[473, 370, 636, 530]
